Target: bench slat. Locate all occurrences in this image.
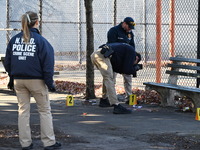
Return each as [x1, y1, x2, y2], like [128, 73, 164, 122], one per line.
[143, 82, 200, 93]
[0, 57, 5, 61]
[166, 70, 200, 77]
[170, 57, 200, 63]
[167, 63, 200, 71]
[54, 71, 60, 75]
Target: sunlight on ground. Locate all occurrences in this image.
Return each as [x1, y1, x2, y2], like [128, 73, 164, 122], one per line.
[0, 103, 13, 106]
[77, 121, 105, 124]
[80, 113, 103, 117]
[2, 109, 17, 112]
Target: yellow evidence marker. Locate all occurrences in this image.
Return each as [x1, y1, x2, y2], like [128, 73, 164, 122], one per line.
[66, 95, 74, 106]
[129, 94, 137, 105]
[195, 108, 200, 121]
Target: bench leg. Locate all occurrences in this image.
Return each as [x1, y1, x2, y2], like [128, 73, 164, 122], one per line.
[167, 89, 180, 107]
[178, 91, 200, 112]
[145, 85, 168, 107]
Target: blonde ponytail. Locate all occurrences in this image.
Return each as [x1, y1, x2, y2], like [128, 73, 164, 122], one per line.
[21, 14, 30, 43]
[21, 11, 38, 43]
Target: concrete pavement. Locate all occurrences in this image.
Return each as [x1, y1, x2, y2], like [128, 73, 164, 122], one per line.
[1, 87, 200, 150]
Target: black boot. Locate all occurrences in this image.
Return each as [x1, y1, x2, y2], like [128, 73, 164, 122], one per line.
[99, 98, 112, 107]
[113, 104, 132, 114]
[22, 143, 33, 150]
[44, 142, 61, 150]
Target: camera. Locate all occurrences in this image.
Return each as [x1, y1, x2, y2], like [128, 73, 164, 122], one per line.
[134, 64, 143, 71]
[133, 64, 143, 77]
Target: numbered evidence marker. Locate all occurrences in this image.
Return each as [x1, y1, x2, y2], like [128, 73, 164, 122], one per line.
[66, 95, 74, 106]
[129, 94, 137, 105]
[195, 108, 200, 121]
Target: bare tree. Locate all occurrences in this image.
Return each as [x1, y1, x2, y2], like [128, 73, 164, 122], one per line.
[84, 0, 96, 99]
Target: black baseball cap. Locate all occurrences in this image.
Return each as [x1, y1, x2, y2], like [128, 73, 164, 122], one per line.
[123, 17, 135, 29]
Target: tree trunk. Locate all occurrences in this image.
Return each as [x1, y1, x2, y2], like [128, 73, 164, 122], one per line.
[84, 0, 96, 99]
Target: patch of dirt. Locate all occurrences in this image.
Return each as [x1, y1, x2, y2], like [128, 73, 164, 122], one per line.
[137, 133, 200, 150]
[0, 124, 88, 149]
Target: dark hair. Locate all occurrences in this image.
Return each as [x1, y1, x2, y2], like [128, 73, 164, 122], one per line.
[21, 11, 38, 43]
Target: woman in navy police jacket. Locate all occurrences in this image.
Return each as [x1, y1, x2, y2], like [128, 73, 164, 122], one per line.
[4, 11, 61, 150]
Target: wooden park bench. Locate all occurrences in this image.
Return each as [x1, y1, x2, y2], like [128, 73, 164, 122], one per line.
[143, 56, 200, 112]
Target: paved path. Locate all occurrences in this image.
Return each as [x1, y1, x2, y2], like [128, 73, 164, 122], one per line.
[1, 87, 200, 150]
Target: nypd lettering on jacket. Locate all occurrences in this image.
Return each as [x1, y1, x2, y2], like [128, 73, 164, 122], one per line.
[12, 37, 36, 60]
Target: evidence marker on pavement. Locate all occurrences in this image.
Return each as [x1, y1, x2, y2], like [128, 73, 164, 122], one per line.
[66, 95, 74, 106]
[129, 94, 137, 105]
[195, 108, 200, 121]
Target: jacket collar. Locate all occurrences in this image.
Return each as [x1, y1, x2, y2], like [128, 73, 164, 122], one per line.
[30, 28, 40, 34]
[117, 22, 126, 32]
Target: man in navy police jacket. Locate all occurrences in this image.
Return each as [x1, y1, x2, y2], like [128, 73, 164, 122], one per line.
[107, 17, 141, 104]
[91, 43, 140, 114]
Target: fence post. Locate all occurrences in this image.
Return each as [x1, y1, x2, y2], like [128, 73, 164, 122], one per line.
[156, 0, 162, 83]
[143, 0, 147, 63]
[78, 0, 82, 64]
[113, 0, 117, 26]
[6, 0, 10, 44]
[169, 0, 175, 57]
[39, 0, 43, 35]
[197, 0, 200, 88]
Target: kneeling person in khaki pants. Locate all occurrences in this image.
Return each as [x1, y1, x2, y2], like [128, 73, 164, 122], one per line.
[91, 43, 141, 114]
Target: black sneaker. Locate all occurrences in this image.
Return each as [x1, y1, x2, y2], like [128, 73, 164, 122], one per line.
[113, 104, 132, 114]
[44, 142, 61, 150]
[22, 143, 33, 150]
[99, 98, 112, 107]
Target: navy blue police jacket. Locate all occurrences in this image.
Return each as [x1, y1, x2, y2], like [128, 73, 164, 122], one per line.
[4, 28, 54, 89]
[107, 22, 135, 48]
[107, 43, 137, 75]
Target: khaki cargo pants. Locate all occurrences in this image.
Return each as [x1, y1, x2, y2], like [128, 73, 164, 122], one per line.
[91, 48, 118, 105]
[113, 73, 132, 98]
[14, 79, 56, 147]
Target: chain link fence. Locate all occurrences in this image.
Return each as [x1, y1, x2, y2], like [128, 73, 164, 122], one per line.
[0, 0, 199, 90]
